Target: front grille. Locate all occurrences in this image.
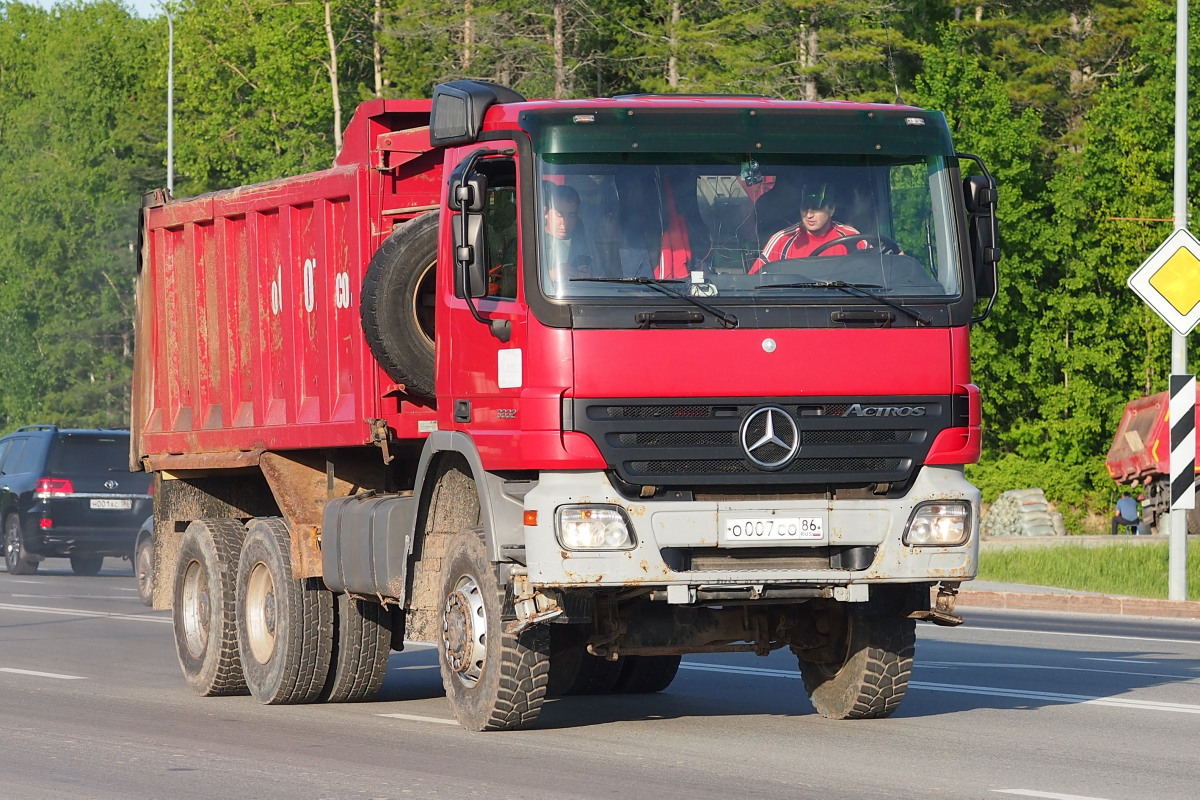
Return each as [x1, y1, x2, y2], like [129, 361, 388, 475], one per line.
[628, 457, 906, 476]
[572, 395, 960, 489]
[663, 546, 834, 572]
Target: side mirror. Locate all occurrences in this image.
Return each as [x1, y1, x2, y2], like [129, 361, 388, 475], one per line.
[452, 173, 489, 299]
[453, 214, 488, 299]
[959, 158, 1000, 323]
[448, 172, 487, 212]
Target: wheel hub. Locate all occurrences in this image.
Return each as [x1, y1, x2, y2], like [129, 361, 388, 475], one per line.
[441, 574, 487, 686]
[443, 591, 474, 673]
[245, 562, 278, 664]
[180, 560, 210, 658]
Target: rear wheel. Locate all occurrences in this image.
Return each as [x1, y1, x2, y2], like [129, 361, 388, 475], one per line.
[69, 554, 104, 576]
[796, 614, 915, 720]
[438, 526, 549, 730]
[4, 514, 38, 575]
[321, 593, 392, 703]
[134, 536, 154, 606]
[173, 519, 248, 696]
[236, 517, 333, 705]
[547, 627, 623, 696]
[613, 655, 682, 694]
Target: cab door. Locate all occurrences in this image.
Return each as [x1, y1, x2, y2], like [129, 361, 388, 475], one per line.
[442, 145, 530, 468]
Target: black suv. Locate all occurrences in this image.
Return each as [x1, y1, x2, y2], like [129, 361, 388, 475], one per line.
[1, 426, 152, 575]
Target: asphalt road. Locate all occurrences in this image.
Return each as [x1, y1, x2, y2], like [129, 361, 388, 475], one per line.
[2, 560, 1198, 800]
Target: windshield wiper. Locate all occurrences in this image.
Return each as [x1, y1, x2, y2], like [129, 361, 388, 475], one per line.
[573, 276, 739, 328]
[757, 280, 930, 326]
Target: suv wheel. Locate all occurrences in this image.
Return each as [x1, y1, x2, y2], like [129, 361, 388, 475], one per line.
[4, 514, 38, 575]
[134, 536, 154, 605]
[69, 554, 105, 576]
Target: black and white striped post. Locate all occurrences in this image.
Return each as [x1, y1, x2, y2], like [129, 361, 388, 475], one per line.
[1170, 375, 1196, 511]
[1169, 375, 1194, 601]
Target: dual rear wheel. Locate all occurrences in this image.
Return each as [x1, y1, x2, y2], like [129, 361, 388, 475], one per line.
[171, 517, 391, 704]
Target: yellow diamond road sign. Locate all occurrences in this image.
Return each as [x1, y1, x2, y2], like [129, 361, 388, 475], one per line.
[1129, 228, 1200, 335]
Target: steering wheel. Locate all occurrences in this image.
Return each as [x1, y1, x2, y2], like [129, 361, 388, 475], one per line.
[809, 233, 902, 257]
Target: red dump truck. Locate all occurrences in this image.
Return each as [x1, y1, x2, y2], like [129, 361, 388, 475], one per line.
[1106, 392, 1200, 533]
[133, 81, 999, 730]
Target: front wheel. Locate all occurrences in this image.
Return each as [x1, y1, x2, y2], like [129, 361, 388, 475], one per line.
[796, 613, 915, 720]
[4, 514, 38, 575]
[438, 527, 549, 730]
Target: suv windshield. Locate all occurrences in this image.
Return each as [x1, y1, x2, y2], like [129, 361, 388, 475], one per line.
[536, 153, 961, 304]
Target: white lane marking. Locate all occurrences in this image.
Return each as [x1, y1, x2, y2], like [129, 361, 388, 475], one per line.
[377, 713, 459, 726]
[922, 661, 1191, 681]
[1080, 657, 1156, 665]
[683, 662, 800, 679]
[954, 626, 1200, 647]
[992, 791, 1111, 800]
[1, 667, 87, 680]
[679, 664, 1200, 714]
[0, 602, 171, 624]
[913, 681, 1200, 714]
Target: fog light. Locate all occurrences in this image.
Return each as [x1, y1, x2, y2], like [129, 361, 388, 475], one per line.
[904, 502, 970, 546]
[557, 506, 634, 550]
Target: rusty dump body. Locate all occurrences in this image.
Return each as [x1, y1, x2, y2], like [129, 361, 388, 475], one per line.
[132, 98, 441, 472]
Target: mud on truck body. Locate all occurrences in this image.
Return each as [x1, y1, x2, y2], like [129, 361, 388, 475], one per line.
[133, 81, 1000, 730]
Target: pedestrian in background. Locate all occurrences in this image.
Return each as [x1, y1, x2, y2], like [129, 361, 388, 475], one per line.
[1111, 492, 1145, 535]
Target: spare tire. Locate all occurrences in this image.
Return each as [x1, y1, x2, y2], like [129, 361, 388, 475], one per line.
[361, 212, 439, 398]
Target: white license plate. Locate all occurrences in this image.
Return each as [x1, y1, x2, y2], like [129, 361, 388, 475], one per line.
[90, 498, 131, 510]
[723, 516, 824, 543]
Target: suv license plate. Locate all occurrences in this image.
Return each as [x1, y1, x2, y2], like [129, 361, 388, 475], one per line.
[723, 516, 824, 543]
[90, 498, 131, 510]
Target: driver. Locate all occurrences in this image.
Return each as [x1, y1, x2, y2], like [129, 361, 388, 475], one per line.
[749, 184, 867, 274]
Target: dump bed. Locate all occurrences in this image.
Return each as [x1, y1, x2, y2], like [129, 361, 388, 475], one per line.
[1105, 392, 1200, 483]
[132, 99, 442, 471]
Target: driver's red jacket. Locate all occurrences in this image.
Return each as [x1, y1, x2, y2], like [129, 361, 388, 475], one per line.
[749, 222, 865, 274]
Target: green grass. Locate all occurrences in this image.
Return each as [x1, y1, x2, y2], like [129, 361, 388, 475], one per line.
[978, 543, 1200, 601]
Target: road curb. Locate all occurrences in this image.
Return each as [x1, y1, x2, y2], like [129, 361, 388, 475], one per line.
[956, 590, 1200, 620]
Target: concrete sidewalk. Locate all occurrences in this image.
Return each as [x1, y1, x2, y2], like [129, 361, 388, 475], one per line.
[956, 579, 1200, 620]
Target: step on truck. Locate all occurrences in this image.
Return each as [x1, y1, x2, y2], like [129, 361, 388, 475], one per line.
[132, 81, 1000, 730]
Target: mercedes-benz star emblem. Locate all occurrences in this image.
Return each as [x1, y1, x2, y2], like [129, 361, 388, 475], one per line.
[739, 406, 800, 470]
[104, 480, 119, 490]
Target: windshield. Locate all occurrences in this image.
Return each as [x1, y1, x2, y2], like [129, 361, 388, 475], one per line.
[535, 154, 961, 303]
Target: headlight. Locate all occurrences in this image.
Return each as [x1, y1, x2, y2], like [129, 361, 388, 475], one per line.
[904, 502, 971, 546]
[557, 506, 634, 550]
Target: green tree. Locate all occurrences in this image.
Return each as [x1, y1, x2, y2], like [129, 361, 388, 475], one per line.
[173, 0, 375, 192]
[0, 1, 160, 429]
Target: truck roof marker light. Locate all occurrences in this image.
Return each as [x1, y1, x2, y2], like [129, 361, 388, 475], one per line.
[524, 511, 538, 527]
